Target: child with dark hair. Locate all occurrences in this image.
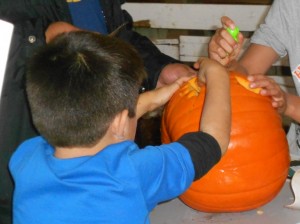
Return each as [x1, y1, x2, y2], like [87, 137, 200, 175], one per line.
[9, 31, 231, 224]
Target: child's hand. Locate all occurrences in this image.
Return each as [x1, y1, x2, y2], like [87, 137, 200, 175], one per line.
[193, 57, 228, 84]
[248, 74, 287, 114]
[136, 76, 191, 118]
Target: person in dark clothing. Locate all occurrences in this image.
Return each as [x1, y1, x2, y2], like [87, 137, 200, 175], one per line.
[0, 1, 195, 223]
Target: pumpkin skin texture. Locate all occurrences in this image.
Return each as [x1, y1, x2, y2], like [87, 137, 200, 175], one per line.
[161, 72, 290, 212]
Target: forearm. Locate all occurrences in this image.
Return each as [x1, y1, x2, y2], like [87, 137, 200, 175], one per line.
[136, 77, 189, 119]
[284, 93, 300, 123]
[238, 44, 279, 76]
[136, 91, 160, 119]
[200, 69, 231, 154]
[227, 60, 249, 75]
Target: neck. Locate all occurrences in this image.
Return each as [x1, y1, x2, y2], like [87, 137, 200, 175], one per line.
[54, 143, 103, 159]
[54, 137, 123, 159]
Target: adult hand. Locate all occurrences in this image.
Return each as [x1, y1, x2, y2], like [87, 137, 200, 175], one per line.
[248, 74, 287, 114]
[45, 22, 80, 43]
[208, 16, 244, 66]
[156, 63, 196, 88]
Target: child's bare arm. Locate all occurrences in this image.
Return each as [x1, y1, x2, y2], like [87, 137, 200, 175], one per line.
[136, 76, 191, 119]
[195, 57, 231, 155]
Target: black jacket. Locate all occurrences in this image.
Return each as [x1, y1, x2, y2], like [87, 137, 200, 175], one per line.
[0, 1, 177, 223]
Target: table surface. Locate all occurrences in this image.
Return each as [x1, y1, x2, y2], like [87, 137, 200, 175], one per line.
[150, 180, 300, 224]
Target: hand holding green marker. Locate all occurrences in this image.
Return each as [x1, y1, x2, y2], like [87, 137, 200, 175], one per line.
[226, 26, 239, 42]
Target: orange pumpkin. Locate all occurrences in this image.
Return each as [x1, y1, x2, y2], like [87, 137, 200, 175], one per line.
[161, 72, 290, 212]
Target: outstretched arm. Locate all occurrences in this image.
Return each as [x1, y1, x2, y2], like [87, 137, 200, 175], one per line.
[176, 58, 231, 180]
[136, 76, 191, 119]
[194, 57, 231, 154]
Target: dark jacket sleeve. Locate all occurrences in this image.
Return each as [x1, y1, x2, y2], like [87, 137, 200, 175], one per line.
[117, 27, 179, 91]
[0, 0, 71, 23]
[177, 132, 222, 181]
[104, 0, 180, 91]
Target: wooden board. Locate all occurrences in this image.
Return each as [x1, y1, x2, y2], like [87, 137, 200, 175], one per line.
[123, 3, 270, 31]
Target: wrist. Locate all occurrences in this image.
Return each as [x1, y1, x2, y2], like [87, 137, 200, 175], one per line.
[284, 93, 294, 117]
[227, 60, 248, 75]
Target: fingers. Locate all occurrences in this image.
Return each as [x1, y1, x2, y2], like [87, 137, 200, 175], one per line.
[193, 57, 205, 69]
[208, 29, 232, 60]
[221, 16, 235, 29]
[237, 32, 243, 43]
[156, 63, 196, 88]
[194, 57, 230, 85]
[157, 76, 191, 98]
[272, 99, 285, 109]
[208, 51, 230, 66]
[208, 18, 243, 66]
[175, 76, 192, 86]
[248, 74, 287, 113]
[248, 74, 278, 93]
[248, 74, 275, 93]
[218, 29, 237, 54]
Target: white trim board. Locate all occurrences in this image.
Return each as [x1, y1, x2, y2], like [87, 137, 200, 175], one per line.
[122, 3, 271, 31]
[0, 19, 14, 101]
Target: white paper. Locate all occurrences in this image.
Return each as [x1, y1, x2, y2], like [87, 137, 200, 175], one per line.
[0, 19, 14, 101]
[286, 169, 300, 209]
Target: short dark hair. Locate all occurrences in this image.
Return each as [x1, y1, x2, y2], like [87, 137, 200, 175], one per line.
[26, 31, 146, 147]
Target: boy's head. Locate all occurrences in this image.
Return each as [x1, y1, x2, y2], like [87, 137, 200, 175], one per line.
[26, 31, 146, 148]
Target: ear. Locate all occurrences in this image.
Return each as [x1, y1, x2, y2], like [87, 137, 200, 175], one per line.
[110, 109, 129, 140]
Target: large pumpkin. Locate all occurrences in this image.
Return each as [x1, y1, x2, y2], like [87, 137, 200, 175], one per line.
[161, 71, 290, 212]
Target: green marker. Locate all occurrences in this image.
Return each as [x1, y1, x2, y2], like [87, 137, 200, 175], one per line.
[226, 26, 239, 42]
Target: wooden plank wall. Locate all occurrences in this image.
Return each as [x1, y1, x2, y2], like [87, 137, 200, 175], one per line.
[123, 1, 294, 93]
[127, 0, 273, 4]
[126, 0, 294, 141]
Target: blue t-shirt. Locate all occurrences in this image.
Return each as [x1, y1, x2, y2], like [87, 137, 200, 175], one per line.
[68, 0, 108, 34]
[9, 137, 194, 224]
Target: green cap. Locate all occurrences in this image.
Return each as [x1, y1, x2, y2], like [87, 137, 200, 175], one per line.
[226, 26, 239, 42]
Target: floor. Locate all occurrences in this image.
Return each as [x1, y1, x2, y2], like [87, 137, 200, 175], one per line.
[150, 180, 300, 224]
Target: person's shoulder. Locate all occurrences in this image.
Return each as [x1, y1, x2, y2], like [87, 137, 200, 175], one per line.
[17, 136, 46, 150]
[274, 0, 297, 10]
[9, 136, 47, 168]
